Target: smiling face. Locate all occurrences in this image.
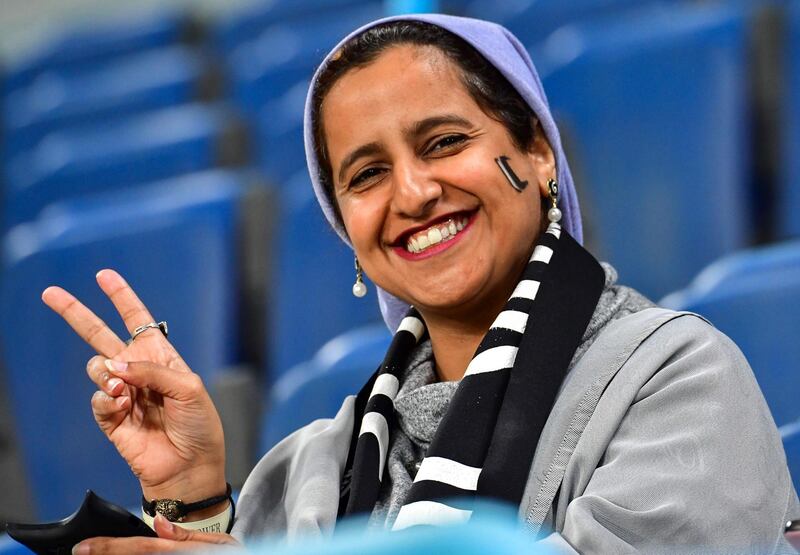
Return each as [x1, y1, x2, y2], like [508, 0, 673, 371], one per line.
[321, 45, 555, 325]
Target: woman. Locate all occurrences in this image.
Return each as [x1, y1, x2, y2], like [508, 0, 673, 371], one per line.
[42, 14, 799, 554]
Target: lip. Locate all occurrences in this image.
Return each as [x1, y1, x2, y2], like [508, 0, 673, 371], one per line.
[391, 211, 476, 261]
[389, 210, 474, 246]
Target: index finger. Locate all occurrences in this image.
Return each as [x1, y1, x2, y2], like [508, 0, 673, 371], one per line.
[95, 269, 158, 337]
[41, 286, 126, 358]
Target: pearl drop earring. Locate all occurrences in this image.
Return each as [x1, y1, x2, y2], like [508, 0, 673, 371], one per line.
[352, 257, 367, 298]
[546, 178, 562, 223]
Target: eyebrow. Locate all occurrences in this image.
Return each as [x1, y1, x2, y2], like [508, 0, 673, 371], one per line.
[405, 114, 473, 140]
[336, 114, 473, 186]
[337, 141, 382, 186]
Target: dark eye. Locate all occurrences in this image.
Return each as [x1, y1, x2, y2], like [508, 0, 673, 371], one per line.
[349, 166, 384, 189]
[427, 134, 468, 155]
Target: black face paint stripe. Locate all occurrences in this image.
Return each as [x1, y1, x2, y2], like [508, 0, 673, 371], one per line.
[494, 156, 528, 192]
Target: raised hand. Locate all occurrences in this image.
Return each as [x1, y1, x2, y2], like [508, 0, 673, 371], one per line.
[41, 269, 226, 505]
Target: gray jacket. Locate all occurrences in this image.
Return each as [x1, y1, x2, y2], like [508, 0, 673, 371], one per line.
[233, 308, 800, 553]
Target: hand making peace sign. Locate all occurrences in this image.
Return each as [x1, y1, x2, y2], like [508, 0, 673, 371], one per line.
[41, 269, 227, 505]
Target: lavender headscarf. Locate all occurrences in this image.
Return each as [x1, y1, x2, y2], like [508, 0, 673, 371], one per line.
[303, 13, 583, 331]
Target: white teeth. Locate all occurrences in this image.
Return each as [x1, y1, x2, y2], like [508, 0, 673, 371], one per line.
[405, 216, 470, 254]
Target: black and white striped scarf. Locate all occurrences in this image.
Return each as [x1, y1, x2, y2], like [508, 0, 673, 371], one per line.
[339, 222, 605, 528]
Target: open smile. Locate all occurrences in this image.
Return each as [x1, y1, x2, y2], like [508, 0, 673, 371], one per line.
[391, 211, 476, 261]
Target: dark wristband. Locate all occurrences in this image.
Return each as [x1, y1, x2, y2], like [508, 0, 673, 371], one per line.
[142, 482, 232, 523]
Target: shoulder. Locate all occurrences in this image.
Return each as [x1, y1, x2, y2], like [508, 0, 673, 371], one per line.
[587, 306, 748, 378]
[632, 307, 739, 358]
[610, 308, 760, 402]
[581, 306, 770, 413]
[561, 307, 713, 395]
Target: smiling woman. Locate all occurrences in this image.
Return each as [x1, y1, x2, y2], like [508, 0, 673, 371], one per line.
[320, 44, 554, 381]
[41, 13, 798, 555]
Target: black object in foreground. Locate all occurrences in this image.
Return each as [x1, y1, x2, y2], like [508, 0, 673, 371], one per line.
[5, 490, 156, 555]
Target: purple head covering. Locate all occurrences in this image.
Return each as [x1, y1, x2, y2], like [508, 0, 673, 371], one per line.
[304, 13, 583, 331]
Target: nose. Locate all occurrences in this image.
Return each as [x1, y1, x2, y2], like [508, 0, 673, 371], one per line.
[390, 159, 443, 218]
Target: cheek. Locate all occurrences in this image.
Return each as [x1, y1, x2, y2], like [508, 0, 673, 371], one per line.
[518, 190, 543, 230]
[338, 195, 385, 251]
[491, 187, 542, 244]
[435, 148, 495, 186]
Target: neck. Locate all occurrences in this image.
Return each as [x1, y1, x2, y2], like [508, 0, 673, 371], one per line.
[424, 312, 492, 382]
[420, 266, 524, 382]
[414, 232, 543, 382]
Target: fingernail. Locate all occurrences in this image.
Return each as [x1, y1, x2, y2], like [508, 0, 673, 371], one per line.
[156, 513, 174, 532]
[104, 359, 127, 373]
[107, 378, 123, 393]
[72, 542, 90, 555]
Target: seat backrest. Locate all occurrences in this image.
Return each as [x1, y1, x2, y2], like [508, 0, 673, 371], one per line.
[3, 103, 244, 228]
[255, 80, 309, 184]
[266, 172, 383, 380]
[211, 0, 382, 55]
[0, 170, 246, 518]
[779, 1, 800, 238]
[260, 323, 391, 452]
[3, 8, 194, 95]
[540, 4, 750, 299]
[226, 3, 383, 115]
[2, 45, 212, 159]
[0, 534, 35, 555]
[462, 0, 664, 45]
[661, 240, 800, 428]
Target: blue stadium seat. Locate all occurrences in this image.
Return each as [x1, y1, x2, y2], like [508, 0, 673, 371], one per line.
[0, 535, 31, 555]
[660, 239, 800, 429]
[266, 172, 383, 380]
[255, 80, 308, 184]
[3, 103, 245, 228]
[2, 46, 216, 158]
[2, 8, 196, 95]
[539, 4, 750, 299]
[780, 1, 800, 237]
[461, 0, 665, 45]
[247, 503, 548, 555]
[211, 0, 382, 56]
[386, 0, 440, 14]
[0, 170, 248, 519]
[781, 419, 800, 497]
[226, 3, 383, 116]
[260, 323, 390, 452]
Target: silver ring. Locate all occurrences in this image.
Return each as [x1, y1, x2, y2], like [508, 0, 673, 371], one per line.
[129, 321, 168, 343]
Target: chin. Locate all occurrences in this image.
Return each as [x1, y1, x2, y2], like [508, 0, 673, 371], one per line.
[376, 259, 499, 317]
[401, 280, 490, 317]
